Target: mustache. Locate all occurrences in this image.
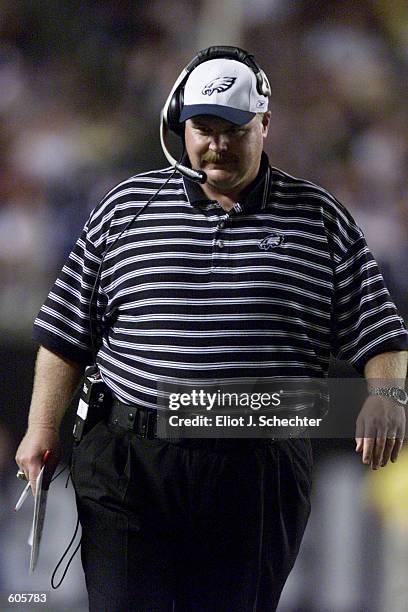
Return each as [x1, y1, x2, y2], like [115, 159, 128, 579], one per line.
[201, 152, 237, 164]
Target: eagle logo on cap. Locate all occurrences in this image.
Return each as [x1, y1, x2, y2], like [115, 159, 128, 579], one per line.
[202, 76, 236, 96]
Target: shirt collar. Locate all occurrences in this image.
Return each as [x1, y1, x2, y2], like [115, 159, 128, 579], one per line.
[182, 151, 271, 213]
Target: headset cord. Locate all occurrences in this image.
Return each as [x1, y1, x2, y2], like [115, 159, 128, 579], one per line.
[51, 514, 81, 589]
[51, 160, 184, 589]
[34, 463, 80, 589]
[49, 456, 82, 589]
[88, 165, 180, 364]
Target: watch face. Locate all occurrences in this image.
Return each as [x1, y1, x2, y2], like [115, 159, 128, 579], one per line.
[392, 388, 408, 404]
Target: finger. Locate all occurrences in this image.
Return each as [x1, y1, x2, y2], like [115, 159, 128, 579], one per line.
[355, 437, 363, 452]
[391, 438, 404, 463]
[372, 436, 387, 469]
[15, 452, 28, 479]
[42, 451, 58, 489]
[27, 463, 42, 496]
[29, 476, 37, 496]
[355, 418, 365, 441]
[362, 438, 375, 465]
[380, 437, 396, 467]
[16, 465, 29, 481]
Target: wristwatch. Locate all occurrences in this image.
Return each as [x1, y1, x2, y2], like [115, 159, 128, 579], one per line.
[368, 387, 408, 405]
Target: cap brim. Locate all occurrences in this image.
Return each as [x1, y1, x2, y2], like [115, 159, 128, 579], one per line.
[179, 104, 255, 126]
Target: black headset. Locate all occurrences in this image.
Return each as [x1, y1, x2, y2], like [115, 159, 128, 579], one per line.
[160, 45, 271, 182]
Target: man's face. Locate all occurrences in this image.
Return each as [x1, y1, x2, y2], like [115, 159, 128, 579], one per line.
[184, 112, 271, 196]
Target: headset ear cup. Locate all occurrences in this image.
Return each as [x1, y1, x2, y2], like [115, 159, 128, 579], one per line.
[168, 87, 184, 136]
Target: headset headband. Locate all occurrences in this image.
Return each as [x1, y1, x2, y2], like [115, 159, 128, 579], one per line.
[184, 46, 270, 97]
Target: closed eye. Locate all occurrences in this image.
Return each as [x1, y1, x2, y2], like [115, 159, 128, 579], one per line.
[226, 128, 246, 136]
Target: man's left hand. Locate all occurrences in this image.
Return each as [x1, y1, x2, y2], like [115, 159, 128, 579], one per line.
[355, 395, 406, 470]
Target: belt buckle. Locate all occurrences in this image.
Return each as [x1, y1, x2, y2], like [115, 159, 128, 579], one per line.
[136, 409, 147, 438]
[138, 409, 155, 438]
[146, 410, 157, 438]
[133, 408, 157, 439]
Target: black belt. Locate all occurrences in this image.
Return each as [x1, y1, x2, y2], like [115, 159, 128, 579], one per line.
[107, 400, 280, 450]
[108, 399, 158, 438]
[107, 399, 306, 444]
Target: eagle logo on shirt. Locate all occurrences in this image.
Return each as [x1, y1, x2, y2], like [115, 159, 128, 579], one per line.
[259, 234, 285, 250]
[202, 77, 236, 96]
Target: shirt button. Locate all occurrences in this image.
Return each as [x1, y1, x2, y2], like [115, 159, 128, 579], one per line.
[218, 221, 225, 230]
[216, 240, 224, 249]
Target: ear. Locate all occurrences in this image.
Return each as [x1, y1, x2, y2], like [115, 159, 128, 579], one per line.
[261, 111, 271, 137]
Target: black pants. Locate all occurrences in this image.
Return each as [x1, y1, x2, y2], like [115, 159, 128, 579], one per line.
[72, 420, 313, 611]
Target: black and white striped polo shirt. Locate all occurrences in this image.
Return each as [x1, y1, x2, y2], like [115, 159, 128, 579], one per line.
[33, 153, 408, 408]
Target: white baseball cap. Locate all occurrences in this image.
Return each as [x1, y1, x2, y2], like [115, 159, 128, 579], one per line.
[179, 58, 269, 126]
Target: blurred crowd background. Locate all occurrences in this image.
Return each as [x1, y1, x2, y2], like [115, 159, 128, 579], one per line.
[0, 1, 407, 610]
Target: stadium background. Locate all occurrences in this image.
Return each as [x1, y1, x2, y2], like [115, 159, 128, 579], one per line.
[0, 1, 407, 610]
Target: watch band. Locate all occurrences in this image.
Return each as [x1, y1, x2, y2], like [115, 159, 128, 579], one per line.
[368, 387, 408, 405]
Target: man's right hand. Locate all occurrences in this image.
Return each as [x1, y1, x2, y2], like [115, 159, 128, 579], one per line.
[15, 427, 62, 495]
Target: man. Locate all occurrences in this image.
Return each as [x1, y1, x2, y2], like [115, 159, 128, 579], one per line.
[16, 47, 408, 611]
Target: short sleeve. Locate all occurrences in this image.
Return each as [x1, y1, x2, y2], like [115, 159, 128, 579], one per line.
[33, 218, 105, 365]
[331, 236, 408, 372]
